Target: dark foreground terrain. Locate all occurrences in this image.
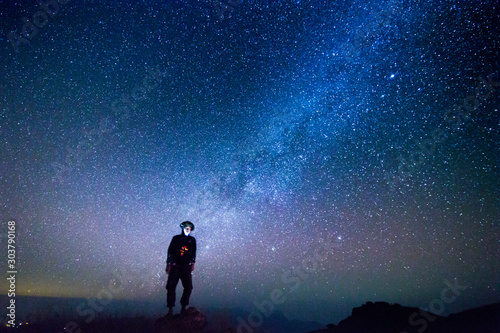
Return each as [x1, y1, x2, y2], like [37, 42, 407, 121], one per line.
[1, 299, 499, 333]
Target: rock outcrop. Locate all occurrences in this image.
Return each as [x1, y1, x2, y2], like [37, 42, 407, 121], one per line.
[154, 307, 207, 333]
[309, 302, 500, 333]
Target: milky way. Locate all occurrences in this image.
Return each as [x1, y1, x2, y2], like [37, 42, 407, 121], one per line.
[0, 0, 498, 325]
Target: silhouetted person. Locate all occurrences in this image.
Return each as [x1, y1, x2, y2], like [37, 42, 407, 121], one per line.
[166, 221, 196, 316]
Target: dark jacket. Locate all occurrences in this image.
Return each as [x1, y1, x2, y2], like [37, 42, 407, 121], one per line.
[166, 234, 196, 266]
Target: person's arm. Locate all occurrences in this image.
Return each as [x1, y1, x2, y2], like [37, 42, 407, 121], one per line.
[166, 236, 175, 274]
[190, 238, 197, 271]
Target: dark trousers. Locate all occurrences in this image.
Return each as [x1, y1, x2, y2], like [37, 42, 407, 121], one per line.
[166, 265, 193, 308]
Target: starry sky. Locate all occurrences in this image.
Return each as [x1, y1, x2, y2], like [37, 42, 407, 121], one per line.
[0, 0, 499, 325]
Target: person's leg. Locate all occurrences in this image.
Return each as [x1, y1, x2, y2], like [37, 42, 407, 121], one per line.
[179, 266, 193, 310]
[166, 265, 181, 311]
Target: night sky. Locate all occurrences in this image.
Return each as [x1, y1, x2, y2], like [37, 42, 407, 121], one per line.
[1, 0, 499, 325]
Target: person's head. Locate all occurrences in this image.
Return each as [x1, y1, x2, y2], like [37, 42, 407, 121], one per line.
[180, 221, 194, 236]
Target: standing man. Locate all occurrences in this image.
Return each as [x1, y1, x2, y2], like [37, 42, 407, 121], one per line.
[166, 221, 196, 316]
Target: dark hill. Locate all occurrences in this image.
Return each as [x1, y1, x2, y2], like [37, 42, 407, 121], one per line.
[309, 301, 500, 333]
